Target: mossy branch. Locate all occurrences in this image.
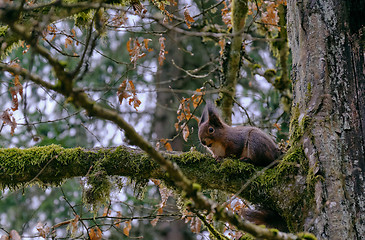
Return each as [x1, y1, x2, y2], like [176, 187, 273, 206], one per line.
[0, 144, 313, 235]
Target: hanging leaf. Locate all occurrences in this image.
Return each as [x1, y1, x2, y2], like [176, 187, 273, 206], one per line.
[221, 1, 232, 28]
[143, 38, 153, 52]
[114, 211, 122, 228]
[182, 125, 189, 142]
[9, 230, 21, 240]
[117, 80, 131, 105]
[150, 217, 159, 227]
[102, 206, 110, 217]
[126, 38, 151, 68]
[89, 227, 102, 240]
[218, 39, 225, 56]
[71, 215, 79, 235]
[159, 139, 173, 151]
[36, 222, 50, 238]
[273, 123, 281, 131]
[158, 36, 167, 66]
[184, 7, 195, 29]
[65, 37, 73, 48]
[1, 109, 17, 135]
[117, 80, 141, 111]
[123, 220, 132, 237]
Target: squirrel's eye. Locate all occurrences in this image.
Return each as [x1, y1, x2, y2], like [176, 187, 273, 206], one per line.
[208, 127, 214, 133]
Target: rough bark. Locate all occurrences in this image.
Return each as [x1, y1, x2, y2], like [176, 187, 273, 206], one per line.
[287, 0, 365, 239]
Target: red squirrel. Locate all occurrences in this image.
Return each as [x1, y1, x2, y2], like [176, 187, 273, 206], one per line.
[198, 103, 287, 230]
[198, 103, 280, 166]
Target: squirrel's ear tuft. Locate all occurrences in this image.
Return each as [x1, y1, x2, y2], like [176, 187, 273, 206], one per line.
[206, 103, 224, 128]
[199, 107, 208, 126]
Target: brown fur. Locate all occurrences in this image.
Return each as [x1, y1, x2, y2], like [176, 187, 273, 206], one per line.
[198, 103, 280, 166]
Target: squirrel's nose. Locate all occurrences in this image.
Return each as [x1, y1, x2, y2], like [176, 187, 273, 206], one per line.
[201, 140, 206, 146]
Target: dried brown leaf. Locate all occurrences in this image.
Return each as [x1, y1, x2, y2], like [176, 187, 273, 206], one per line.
[184, 7, 195, 29]
[123, 220, 132, 237]
[89, 227, 102, 240]
[114, 211, 122, 228]
[36, 222, 50, 238]
[1, 109, 17, 135]
[158, 36, 167, 66]
[9, 230, 21, 240]
[182, 125, 189, 142]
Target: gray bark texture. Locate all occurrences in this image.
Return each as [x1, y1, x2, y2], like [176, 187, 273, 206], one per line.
[287, 0, 365, 239]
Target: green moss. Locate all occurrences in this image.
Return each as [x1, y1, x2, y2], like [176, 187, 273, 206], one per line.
[176, 150, 209, 164]
[252, 64, 262, 70]
[239, 233, 255, 240]
[297, 232, 317, 240]
[192, 183, 202, 192]
[83, 167, 111, 207]
[306, 82, 312, 97]
[74, 10, 93, 27]
[264, 69, 277, 81]
[270, 228, 279, 235]
[0, 145, 73, 189]
[0, 25, 8, 36]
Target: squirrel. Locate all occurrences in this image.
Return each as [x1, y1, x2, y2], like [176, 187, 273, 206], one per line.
[198, 103, 281, 166]
[198, 103, 287, 230]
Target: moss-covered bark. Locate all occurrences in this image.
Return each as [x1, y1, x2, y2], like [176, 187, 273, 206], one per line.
[218, 0, 248, 124]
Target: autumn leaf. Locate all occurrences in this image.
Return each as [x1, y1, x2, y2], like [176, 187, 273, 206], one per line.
[273, 123, 281, 131]
[159, 139, 173, 151]
[9, 230, 21, 240]
[1, 109, 17, 135]
[36, 222, 50, 238]
[143, 38, 153, 52]
[71, 215, 79, 235]
[89, 227, 102, 240]
[159, 185, 172, 208]
[184, 7, 195, 29]
[0, 234, 9, 240]
[9, 74, 23, 111]
[151, 179, 161, 186]
[192, 88, 204, 109]
[218, 39, 225, 56]
[114, 211, 122, 228]
[117, 80, 141, 111]
[102, 206, 110, 217]
[182, 125, 189, 142]
[260, 2, 280, 31]
[150, 217, 159, 227]
[126, 38, 151, 67]
[123, 220, 132, 237]
[117, 80, 130, 105]
[111, 12, 128, 27]
[22, 44, 30, 54]
[158, 36, 167, 66]
[65, 37, 73, 48]
[221, 1, 232, 28]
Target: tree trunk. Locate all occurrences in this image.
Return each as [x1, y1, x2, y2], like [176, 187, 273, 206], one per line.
[287, 0, 365, 239]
